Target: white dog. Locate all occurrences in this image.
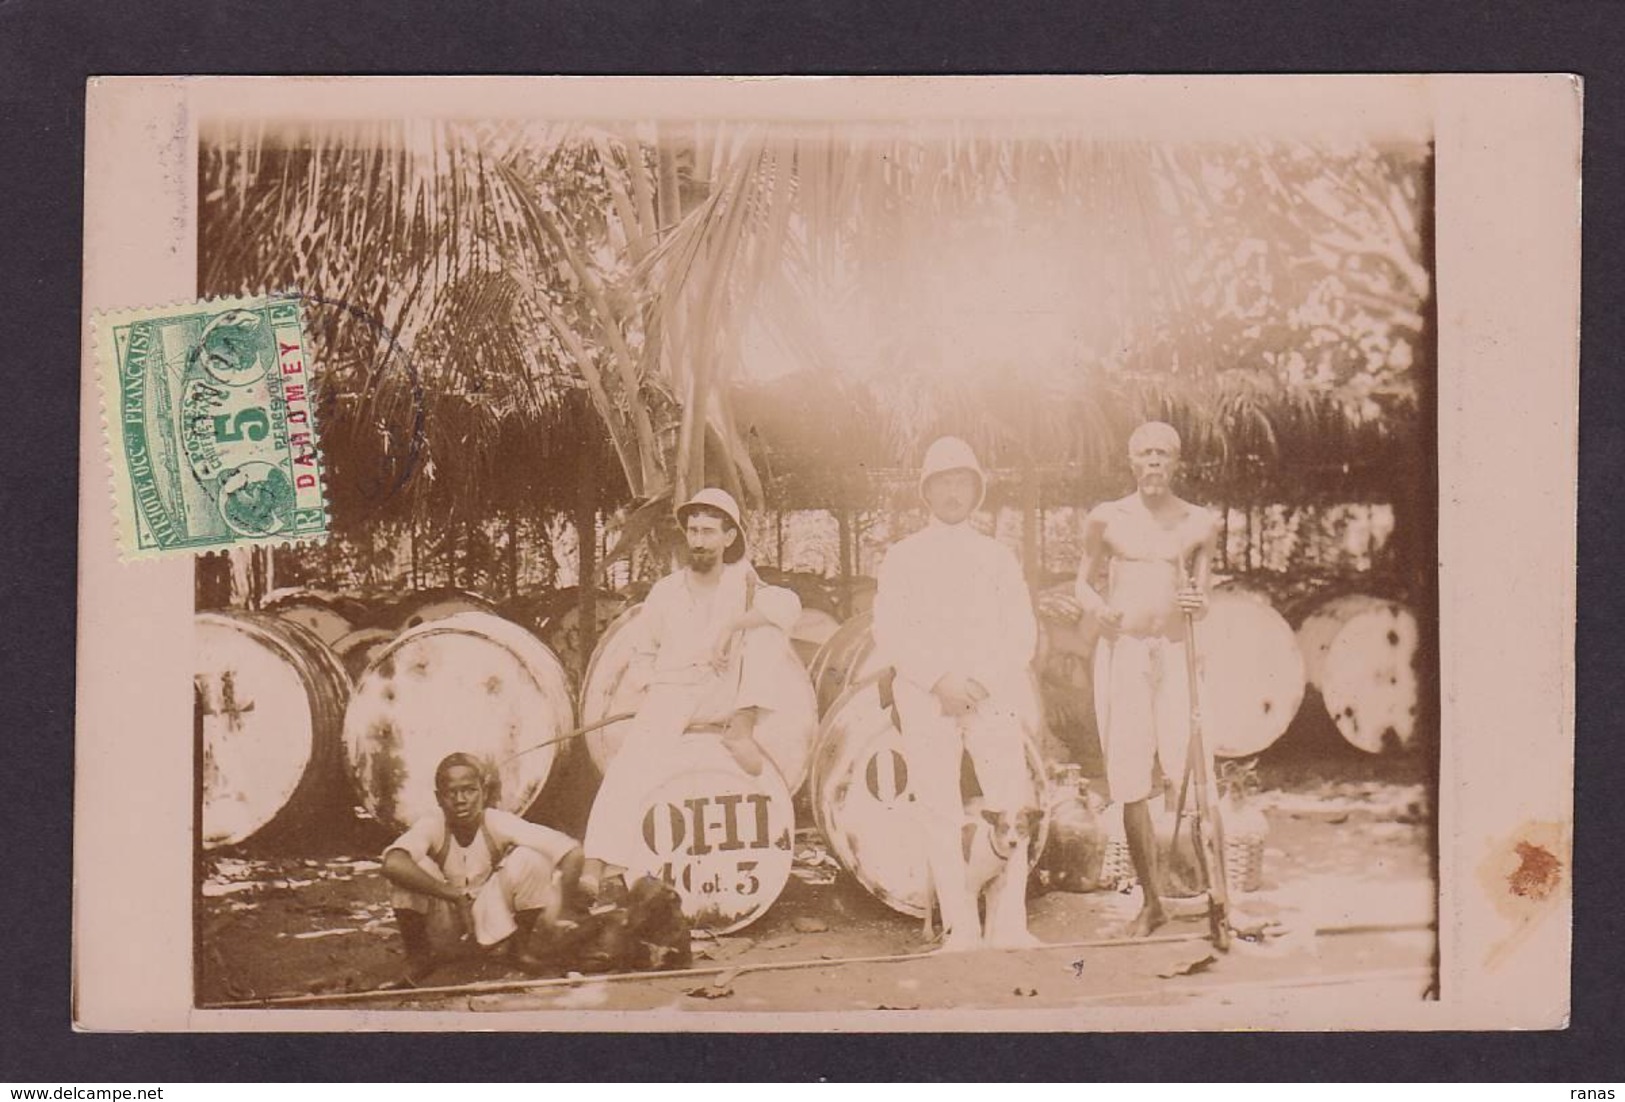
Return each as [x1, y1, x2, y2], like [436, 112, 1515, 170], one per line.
[933, 799, 1044, 949]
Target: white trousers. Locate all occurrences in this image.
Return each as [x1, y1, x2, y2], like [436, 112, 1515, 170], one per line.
[390, 846, 560, 948]
[892, 678, 1036, 943]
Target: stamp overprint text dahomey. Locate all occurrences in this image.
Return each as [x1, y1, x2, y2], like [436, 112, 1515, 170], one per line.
[98, 294, 328, 557]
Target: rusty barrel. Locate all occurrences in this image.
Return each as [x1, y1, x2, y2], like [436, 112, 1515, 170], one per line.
[196, 612, 352, 850]
[1296, 593, 1420, 754]
[789, 607, 841, 669]
[262, 589, 366, 648]
[810, 675, 1049, 918]
[807, 610, 888, 716]
[1297, 593, 1397, 689]
[614, 735, 795, 934]
[342, 611, 573, 833]
[531, 587, 634, 687]
[383, 587, 496, 632]
[333, 626, 395, 682]
[1199, 586, 1306, 758]
[578, 602, 819, 792]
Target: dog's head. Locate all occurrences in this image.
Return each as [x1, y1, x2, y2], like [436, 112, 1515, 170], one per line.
[976, 805, 1045, 860]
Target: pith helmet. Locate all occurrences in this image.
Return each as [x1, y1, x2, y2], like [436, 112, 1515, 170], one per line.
[676, 487, 746, 562]
[918, 435, 987, 509]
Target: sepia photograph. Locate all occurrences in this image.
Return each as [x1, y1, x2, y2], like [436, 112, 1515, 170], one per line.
[187, 96, 1438, 1013]
[74, 75, 1578, 1031]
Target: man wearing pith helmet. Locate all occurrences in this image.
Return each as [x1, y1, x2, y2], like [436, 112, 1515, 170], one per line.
[1073, 420, 1219, 937]
[580, 487, 802, 899]
[873, 436, 1041, 951]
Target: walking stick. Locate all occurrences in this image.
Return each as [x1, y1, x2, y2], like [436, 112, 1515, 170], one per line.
[494, 711, 637, 771]
[1173, 567, 1233, 951]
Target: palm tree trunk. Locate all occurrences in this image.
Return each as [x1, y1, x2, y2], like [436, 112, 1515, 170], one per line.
[1245, 505, 1257, 574]
[1037, 501, 1047, 580]
[507, 511, 521, 600]
[410, 514, 420, 590]
[835, 508, 853, 619]
[577, 443, 600, 663]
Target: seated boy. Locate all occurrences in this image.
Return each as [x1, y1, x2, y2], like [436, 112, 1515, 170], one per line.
[381, 752, 584, 983]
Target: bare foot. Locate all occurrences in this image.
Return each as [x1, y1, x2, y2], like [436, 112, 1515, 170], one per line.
[935, 929, 982, 954]
[390, 954, 437, 989]
[988, 929, 1043, 950]
[1126, 900, 1169, 938]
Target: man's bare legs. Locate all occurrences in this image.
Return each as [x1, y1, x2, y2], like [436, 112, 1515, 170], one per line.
[1122, 798, 1169, 937]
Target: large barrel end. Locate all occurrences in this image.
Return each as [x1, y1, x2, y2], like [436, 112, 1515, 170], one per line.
[342, 612, 573, 833]
[196, 612, 352, 852]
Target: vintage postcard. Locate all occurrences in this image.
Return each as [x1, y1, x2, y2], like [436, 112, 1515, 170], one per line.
[75, 75, 1578, 1031]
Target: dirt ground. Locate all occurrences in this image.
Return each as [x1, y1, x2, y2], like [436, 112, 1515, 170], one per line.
[197, 772, 1434, 1014]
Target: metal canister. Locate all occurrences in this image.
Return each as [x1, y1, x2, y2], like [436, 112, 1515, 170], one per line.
[1036, 764, 1109, 893]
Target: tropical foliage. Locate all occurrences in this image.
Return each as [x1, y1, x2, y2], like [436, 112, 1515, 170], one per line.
[198, 119, 1431, 597]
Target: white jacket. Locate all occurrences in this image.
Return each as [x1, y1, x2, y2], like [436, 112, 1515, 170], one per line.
[626, 560, 801, 690]
[873, 519, 1037, 699]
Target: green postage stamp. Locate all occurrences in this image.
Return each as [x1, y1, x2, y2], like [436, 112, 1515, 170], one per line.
[97, 294, 329, 558]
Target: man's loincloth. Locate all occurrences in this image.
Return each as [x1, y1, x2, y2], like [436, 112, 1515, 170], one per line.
[1093, 633, 1201, 805]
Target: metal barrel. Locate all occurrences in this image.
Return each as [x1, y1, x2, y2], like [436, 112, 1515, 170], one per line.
[1295, 593, 1398, 690]
[332, 626, 395, 683]
[381, 587, 496, 632]
[788, 607, 842, 670]
[577, 602, 819, 793]
[611, 735, 796, 934]
[196, 612, 353, 851]
[807, 610, 888, 716]
[1302, 595, 1420, 754]
[809, 675, 1050, 918]
[261, 589, 359, 648]
[1199, 585, 1307, 758]
[342, 611, 574, 833]
[537, 588, 634, 688]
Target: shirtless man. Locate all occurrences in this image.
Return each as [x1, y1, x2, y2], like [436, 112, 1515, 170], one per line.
[1073, 421, 1218, 937]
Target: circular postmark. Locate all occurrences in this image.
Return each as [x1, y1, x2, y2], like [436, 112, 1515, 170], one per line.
[292, 293, 427, 519]
[197, 309, 271, 388]
[217, 460, 298, 536]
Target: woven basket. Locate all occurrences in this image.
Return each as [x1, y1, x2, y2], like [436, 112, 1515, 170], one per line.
[1101, 835, 1266, 893]
[1224, 834, 1266, 893]
[1100, 840, 1135, 888]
